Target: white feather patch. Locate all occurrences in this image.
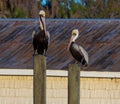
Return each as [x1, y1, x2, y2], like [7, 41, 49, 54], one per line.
[79, 46, 89, 64]
[32, 30, 35, 38]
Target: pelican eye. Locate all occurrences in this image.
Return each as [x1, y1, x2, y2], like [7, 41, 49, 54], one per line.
[40, 14, 43, 17]
[72, 33, 77, 36]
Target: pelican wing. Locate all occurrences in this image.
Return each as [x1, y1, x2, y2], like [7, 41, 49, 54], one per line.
[78, 45, 89, 65]
[32, 30, 36, 38]
[46, 31, 50, 44]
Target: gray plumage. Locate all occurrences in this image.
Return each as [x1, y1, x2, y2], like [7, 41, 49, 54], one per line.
[68, 29, 89, 66]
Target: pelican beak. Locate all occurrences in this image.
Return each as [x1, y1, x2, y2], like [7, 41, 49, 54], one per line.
[39, 15, 46, 31]
[67, 35, 74, 51]
[41, 16, 45, 25]
[67, 29, 79, 51]
[42, 16, 46, 32]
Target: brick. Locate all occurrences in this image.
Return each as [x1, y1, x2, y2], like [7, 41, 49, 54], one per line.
[17, 76, 27, 80]
[16, 89, 33, 97]
[47, 77, 54, 81]
[4, 80, 10, 88]
[0, 88, 8, 96]
[89, 80, 107, 90]
[80, 89, 90, 98]
[81, 80, 90, 89]
[100, 99, 112, 104]
[9, 80, 15, 88]
[90, 90, 111, 98]
[47, 89, 53, 97]
[111, 99, 120, 104]
[52, 81, 66, 89]
[81, 98, 102, 104]
[15, 80, 21, 88]
[110, 90, 120, 99]
[91, 99, 101, 104]
[109, 83, 118, 90]
[47, 98, 67, 104]
[21, 80, 33, 88]
[9, 88, 16, 96]
[80, 98, 92, 104]
[3, 97, 33, 104]
[0, 80, 4, 88]
[47, 82, 52, 89]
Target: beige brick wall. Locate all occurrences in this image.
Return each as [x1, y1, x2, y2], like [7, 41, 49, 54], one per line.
[0, 76, 120, 104]
[0, 76, 33, 104]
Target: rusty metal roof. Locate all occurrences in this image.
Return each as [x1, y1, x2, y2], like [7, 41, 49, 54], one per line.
[0, 19, 120, 71]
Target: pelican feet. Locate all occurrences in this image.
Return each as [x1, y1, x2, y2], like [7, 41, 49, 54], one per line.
[33, 51, 47, 57]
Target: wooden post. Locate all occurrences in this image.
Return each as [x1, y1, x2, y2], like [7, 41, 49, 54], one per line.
[68, 64, 80, 104]
[33, 55, 46, 104]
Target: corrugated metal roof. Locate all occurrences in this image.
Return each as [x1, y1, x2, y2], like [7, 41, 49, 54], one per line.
[0, 19, 120, 71]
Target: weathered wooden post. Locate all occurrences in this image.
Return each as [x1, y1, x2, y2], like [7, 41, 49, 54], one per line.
[68, 64, 80, 104]
[33, 55, 46, 104]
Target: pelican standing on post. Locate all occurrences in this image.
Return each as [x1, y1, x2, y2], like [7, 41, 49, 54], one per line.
[67, 29, 89, 66]
[32, 10, 50, 56]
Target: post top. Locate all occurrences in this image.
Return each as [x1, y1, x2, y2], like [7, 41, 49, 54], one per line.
[69, 64, 79, 67]
[34, 55, 46, 58]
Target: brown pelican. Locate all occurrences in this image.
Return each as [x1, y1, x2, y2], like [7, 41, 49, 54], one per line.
[67, 29, 89, 66]
[32, 10, 50, 56]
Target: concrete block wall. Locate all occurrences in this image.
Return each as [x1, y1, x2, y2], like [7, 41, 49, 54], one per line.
[0, 76, 120, 104]
[80, 78, 120, 104]
[0, 76, 33, 104]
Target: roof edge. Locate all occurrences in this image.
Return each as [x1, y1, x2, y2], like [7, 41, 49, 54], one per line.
[0, 18, 120, 21]
[0, 69, 120, 78]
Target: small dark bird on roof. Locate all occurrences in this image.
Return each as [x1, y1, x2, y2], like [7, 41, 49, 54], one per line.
[67, 29, 89, 66]
[32, 10, 50, 56]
